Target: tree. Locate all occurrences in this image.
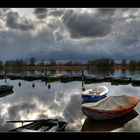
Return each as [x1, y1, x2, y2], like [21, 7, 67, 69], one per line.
[136, 61, 140, 67]
[0, 60, 3, 68]
[88, 58, 115, 67]
[40, 59, 44, 66]
[49, 59, 56, 65]
[121, 59, 127, 67]
[128, 60, 136, 69]
[65, 61, 73, 66]
[29, 57, 36, 66]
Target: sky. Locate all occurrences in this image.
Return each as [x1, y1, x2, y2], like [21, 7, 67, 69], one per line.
[0, 8, 140, 62]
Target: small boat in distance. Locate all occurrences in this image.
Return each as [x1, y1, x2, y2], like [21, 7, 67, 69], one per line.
[0, 90, 13, 98]
[0, 85, 13, 93]
[47, 74, 64, 83]
[7, 119, 68, 132]
[81, 95, 140, 120]
[81, 86, 108, 102]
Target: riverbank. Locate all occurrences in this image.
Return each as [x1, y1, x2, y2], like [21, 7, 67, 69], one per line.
[3, 65, 140, 71]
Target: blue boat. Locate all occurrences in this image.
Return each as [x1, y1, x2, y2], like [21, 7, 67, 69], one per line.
[81, 86, 108, 102]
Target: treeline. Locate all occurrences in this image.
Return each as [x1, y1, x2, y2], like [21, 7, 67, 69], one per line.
[0, 58, 140, 69]
[88, 58, 140, 69]
[88, 58, 115, 67]
[0, 57, 83, 67]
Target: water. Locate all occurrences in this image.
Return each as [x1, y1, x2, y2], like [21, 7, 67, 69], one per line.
[0, 69, 140, 132]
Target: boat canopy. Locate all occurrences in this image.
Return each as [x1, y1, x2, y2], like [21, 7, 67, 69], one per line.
[82, 95, 140, 112]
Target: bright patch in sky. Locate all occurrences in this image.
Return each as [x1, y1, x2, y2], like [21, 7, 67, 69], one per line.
[11, 8, 34, 18]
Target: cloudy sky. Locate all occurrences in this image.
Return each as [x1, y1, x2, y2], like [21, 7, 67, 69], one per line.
[0, 8, 140, 62]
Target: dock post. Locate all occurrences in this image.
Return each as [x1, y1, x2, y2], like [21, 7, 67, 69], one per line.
[81, 70, 85, 91]
[4, 68, 7, 83]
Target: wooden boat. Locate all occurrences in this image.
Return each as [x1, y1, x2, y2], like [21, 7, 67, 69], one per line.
[81, 95, 140, 120]
[131, 77, 140, 86]
[119, 77, 131, 85]
[81, 86, 108, 102]
[81, 110, 138, 132]
[0, 90, 13, 98]
[47, 74, 63, 83]
[7, 119, 68, 132]
[0, 85, 13, 93]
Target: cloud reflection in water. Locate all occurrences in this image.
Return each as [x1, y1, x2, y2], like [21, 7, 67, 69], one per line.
[0, 79, 140, 131]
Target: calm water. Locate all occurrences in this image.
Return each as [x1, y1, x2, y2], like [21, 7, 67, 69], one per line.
[0, 69, 140, 132]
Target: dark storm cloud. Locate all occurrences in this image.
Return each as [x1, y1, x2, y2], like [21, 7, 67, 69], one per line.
[54, 31, 63, 41]
[97, 8, 116, 16]
[0, 8, 140, 61]
[115, 21, 140, 47]
[34, 8, 48, 19]
[6, 11, 35, 31]
[62, 9, 114, 39]
[48, 8, 64, 17]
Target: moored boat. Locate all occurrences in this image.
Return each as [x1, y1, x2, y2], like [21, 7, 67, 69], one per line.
[47, 74, 64, 83]
[81, 110, 138, 132]
[0, 90, 13, 98]
[0, 85, 13, 93]
[81, 95, 140, 120]
[81, 86, 108, 102]
[7, 119, 68, 132]
[131, 77, 140, 86]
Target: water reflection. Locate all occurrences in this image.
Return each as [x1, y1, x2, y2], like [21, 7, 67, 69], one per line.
[88, 67, 115, 76]
[81, 110, 138, 132]
[2, 68, 140, 77]
[0, 78, 140, 132]
[113, 115, 140, 132]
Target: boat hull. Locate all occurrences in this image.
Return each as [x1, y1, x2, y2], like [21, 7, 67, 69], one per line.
[0, 85, 13, 93]
[9, 119, 68, 132]
[81, 86, 108, 102]
[82, 93, 107, 102]
[81, 95, 140, 120]
[82, 106, 135, 120]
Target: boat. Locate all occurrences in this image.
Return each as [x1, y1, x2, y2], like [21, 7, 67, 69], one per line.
[81, 110, 138, 132]
[81, 95, 140, 120]
[0, 85, 13, 93]
[131, 77, 140, 86]
[7, 119, 68, 132]
[0, 90, 13, 98]
[81, 86, 108, 102]
[47, 74, 64, 83]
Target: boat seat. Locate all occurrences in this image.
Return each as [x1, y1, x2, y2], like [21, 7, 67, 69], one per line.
[18, 128, 38, 132]
[47, 126, 58, 132]
[89, 91, 101, 95]
[37, 126, 50, 132]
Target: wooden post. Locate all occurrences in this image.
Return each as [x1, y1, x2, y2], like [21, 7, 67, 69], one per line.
[81, 70, 85, 91]
[4, 68, 7, 83]
[45, 70, 47, 76]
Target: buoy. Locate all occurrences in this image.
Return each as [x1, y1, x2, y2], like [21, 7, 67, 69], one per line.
[82, 87, 85, 92]
[48, 84, 51, 90]
[32, 83, 35, 88]
[18, 82, 21, 87]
